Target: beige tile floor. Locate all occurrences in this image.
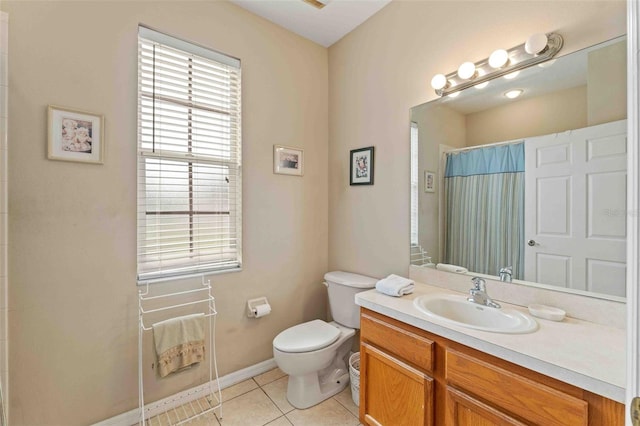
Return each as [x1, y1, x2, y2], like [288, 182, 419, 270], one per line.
[146, 368, 362, 426]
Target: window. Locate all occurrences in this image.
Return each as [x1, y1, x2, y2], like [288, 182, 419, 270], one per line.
[410, 122, 419, 247]
[137, 26, 242, 282]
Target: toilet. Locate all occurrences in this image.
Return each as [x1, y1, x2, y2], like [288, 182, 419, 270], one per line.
[272, 271, 377, 409]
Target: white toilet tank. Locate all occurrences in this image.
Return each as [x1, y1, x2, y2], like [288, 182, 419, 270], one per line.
[324, 271, 377, 329]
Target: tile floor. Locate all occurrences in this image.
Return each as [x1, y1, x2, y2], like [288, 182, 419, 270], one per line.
[146, 368, 362, 426]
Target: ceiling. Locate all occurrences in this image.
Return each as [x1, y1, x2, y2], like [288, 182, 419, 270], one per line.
[229, 0, 392, 47]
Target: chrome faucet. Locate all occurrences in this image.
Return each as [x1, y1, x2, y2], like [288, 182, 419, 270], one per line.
[467, 277, 501, 308]
[499, 266, 513, 283]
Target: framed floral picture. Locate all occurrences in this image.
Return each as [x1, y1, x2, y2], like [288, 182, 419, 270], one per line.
[350, 146, 374, 185]
[273, 145, 304, 176]
[48, 105, 104, 164]
[424, 171, 436, 192]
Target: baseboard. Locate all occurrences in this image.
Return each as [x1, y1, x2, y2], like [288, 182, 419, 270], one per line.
[92, 358, 277, 426]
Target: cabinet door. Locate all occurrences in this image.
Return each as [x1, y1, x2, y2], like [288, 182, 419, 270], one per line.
[445, 386, 527, 426]
[446, 349, 588, 425]
[360, 342, 433, 426]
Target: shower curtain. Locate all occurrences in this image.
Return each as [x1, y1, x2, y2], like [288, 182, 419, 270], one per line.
[443, 142, 524, 279]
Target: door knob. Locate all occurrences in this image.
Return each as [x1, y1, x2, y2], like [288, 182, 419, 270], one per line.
[527, 239, 536, 247]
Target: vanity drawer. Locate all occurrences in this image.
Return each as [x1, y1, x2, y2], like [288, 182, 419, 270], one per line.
[361, 312, 434, 373]
[445, 349, 588, 425]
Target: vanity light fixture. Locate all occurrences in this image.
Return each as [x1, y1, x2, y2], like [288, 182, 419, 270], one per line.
[504, 89, 524, 99]
[430, 32, 563, 97]
[538, 59, 556, 68]
[503, 71, 520, 80]
[447, 82, 460, 97]
[474, 70, 489, 89]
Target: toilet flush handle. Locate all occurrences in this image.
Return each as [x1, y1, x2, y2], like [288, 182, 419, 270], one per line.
[322, 281, 328, 287]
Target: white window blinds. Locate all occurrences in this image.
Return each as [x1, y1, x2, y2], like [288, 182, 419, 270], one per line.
[410, 122, 419, 246]
[137, 26, 242, 282]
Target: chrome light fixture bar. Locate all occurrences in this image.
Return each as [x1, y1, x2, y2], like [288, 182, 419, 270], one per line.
[431, 33, 563, 97]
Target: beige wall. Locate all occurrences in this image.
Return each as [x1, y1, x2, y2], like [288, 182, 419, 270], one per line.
[466, 85, 588, 146]
[588, 40, 627, 125]
[1, 1, 328, 424]
[328, 0, 626, 279]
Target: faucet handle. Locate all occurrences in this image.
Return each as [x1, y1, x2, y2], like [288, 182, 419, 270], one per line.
[500, 266, 513, 273]
[471, 277, 486, 291]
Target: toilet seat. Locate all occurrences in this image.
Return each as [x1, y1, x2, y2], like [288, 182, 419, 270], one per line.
[273, 320, 340, 353]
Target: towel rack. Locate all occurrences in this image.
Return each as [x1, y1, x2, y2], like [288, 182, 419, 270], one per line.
[138, 277, 222, 425]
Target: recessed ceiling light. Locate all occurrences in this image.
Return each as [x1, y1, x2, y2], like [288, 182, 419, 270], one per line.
[505, 89, 524, 99]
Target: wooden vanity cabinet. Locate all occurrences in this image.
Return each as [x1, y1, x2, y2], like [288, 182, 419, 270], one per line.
[445, 385, 528, 426]
[359, 311, 435, 425]
[359, 308, 625, 426]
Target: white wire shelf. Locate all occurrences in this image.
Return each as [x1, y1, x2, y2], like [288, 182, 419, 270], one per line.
[138, 277, 222, 425]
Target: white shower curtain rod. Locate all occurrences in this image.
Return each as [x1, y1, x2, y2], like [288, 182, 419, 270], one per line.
[446, 138, 524, 154]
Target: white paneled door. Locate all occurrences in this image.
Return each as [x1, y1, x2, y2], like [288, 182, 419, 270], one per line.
[524, 119, 627, 297]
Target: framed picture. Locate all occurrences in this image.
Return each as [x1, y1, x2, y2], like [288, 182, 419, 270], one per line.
[273, 145, 304, 176]
[350, 146, 374, 185]
[424, 171, 436, 192]
[48, 105, 104, 164]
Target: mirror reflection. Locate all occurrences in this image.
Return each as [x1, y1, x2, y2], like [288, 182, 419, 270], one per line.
[410, 36, 627, 299]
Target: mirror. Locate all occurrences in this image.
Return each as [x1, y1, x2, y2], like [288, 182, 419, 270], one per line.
[410, 36, 627, 300]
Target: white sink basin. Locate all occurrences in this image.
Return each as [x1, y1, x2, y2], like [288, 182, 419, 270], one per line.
[413, 293, 538, 334]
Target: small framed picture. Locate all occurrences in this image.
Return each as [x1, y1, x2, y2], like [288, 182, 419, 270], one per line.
[350, 146, 374, 186]
[48, 105, 104, 164]
[424, 171, 436, 192]
[273, 145, 304, 176]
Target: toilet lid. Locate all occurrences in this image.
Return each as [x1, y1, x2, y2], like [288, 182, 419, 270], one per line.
[273, 320, 341, 353]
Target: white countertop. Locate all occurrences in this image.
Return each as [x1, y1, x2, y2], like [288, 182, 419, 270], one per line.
[356, 282, 626, 403]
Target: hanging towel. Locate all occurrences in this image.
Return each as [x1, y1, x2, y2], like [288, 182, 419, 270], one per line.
[152, 313, 205, 378]
[436, 263, 469, 274]
[375, 274, 415, 297]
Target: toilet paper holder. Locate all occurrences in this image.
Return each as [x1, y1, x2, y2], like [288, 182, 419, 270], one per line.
[247, 297, 271, 318]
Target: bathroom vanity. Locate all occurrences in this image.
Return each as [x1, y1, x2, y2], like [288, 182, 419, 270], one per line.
[355, 283, 625, 425]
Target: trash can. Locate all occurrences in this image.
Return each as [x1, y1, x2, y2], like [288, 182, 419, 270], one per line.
[349, 352, 360, 406]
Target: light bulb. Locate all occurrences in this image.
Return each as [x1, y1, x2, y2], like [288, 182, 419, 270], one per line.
[431, 74, 448, 90]
[525, 33, 548, 55]
[488, 49, 509, 69]
[505, 89, 524, 99]
[457, 62, 476, 80]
